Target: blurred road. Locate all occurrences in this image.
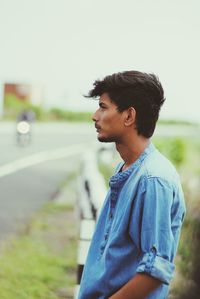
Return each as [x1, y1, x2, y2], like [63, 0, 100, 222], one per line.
[0, 121, 95, 166]
[0, 121, 96, 241]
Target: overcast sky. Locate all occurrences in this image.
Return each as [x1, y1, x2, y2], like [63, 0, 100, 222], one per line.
[0, 0, 199, 122]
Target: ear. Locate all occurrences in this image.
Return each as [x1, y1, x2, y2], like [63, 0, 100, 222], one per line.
[124, 107, 136, 127]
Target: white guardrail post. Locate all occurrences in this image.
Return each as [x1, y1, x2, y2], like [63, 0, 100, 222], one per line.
[74, 148, 107, 298]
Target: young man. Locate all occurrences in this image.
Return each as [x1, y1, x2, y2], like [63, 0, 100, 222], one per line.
[78, 71, 185, 299]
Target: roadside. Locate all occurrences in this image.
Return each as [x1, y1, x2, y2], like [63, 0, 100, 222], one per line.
[0, 172, 78, 299]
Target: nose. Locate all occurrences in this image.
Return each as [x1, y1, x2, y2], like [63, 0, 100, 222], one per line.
[92, 110, 98, 122]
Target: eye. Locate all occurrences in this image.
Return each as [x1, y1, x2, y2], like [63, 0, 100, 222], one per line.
[99, 103, 107, 109]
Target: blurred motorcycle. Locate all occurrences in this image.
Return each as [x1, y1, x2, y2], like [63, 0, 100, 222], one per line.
[16, 109, 35, 147]
[16, 120, 31, 146]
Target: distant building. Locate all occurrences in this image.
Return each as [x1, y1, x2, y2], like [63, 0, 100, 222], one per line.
[4, 82, 44, 106]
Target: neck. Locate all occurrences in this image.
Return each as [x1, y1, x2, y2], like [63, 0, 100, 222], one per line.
[116, 135, 150, 171]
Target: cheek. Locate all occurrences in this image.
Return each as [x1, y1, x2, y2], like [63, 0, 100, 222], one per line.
[104, 116, 113, 126]
[100, 113, 109, 122]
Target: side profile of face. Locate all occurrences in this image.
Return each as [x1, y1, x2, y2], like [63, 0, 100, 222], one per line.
[92, 93, 126, 143]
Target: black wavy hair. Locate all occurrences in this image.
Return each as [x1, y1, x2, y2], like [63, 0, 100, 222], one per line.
[86, 70, 165, 138]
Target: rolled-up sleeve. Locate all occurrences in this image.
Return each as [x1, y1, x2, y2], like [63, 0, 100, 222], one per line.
[136, 248, 175, 284]
[129, 175, 183, 285]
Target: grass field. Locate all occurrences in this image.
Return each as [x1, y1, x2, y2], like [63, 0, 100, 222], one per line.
[0, 201, 77, 299]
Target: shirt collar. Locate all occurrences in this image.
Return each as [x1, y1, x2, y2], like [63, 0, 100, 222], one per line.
[109, 142, 155, 188]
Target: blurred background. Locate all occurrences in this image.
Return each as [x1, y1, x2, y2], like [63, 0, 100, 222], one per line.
[0, 0, 199, 298]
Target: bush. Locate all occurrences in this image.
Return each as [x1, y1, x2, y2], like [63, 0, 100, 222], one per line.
[167, 138, 186, 167]
[154, 137, 186, 168]
[48, 107, 92, 122]
[175, 217, 200, 299]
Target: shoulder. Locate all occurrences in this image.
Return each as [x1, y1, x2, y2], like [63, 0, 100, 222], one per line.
[121, 145, 180, 197]
[140, 146, 181, 189]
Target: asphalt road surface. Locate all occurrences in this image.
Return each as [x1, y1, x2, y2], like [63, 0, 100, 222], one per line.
[0, 121, 96, 242]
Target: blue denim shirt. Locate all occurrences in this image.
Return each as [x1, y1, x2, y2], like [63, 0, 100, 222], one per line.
[78, 143, 186, 299]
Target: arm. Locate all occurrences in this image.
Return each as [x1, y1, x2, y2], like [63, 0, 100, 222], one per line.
[111, 176, 183, 299]
[112, 176, 179, 299]
[108, 273, 161, 299]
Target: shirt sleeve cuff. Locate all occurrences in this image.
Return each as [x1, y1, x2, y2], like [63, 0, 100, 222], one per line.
[136, 249, 175, 285]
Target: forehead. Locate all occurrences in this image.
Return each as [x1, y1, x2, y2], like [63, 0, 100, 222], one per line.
[99, 92, 116, 106]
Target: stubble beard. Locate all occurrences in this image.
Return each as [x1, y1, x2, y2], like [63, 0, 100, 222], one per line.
[98, 136, 113, 143]
[97, 134, 120, 143]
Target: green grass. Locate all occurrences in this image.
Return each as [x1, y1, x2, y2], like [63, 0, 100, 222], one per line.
[0, 202, 77, 299]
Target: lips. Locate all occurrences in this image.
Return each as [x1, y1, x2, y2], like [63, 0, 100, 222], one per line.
[95, 124, 101, 132]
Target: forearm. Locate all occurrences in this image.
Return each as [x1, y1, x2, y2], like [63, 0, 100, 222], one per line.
[108, 273, 161, 299]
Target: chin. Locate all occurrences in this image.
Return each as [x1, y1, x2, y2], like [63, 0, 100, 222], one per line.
[97, 135, 115, 143]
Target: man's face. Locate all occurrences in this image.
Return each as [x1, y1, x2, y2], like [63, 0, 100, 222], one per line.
[92, 93, 125, 143]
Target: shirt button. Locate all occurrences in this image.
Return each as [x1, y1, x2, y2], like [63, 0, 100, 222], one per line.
[100, 245, 104, 251]
[104, 234, 108, 240]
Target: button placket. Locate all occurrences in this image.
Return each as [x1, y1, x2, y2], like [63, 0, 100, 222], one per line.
[99, 190, 117, 258]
